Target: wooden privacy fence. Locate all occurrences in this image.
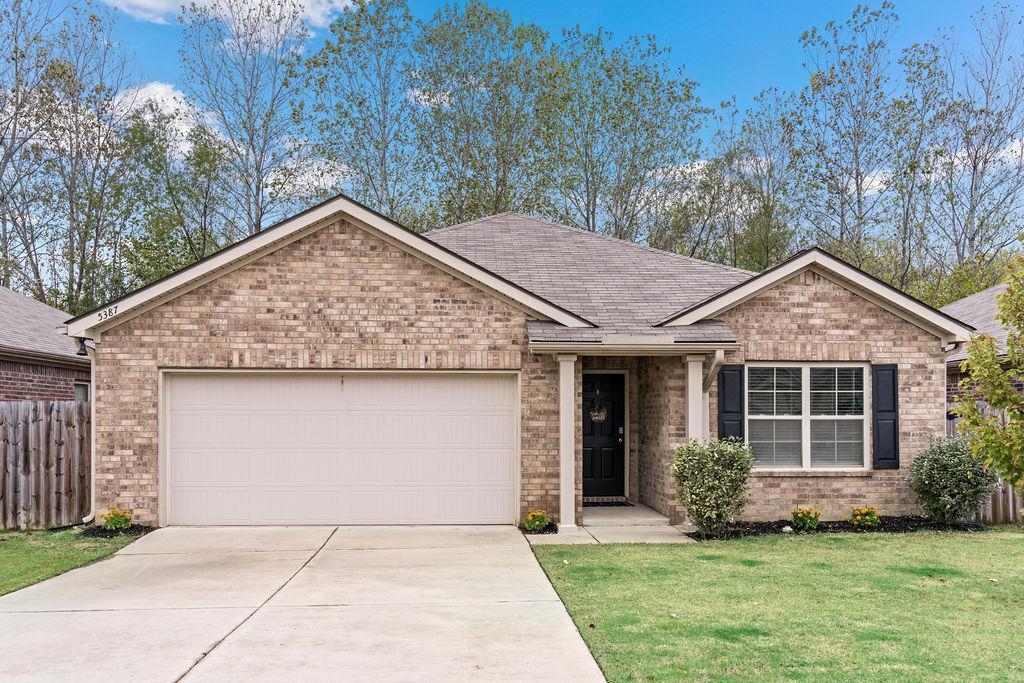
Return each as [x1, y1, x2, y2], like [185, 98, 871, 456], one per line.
[978, 479, 1023, 525]
[0, 400, 91, 530]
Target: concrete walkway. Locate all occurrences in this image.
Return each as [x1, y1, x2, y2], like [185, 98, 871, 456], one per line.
[528, 504, 696, 545]
[0, 527, 604, 682]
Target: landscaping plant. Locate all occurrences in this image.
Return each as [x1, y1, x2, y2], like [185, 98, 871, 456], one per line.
[955, 253, 1024, 488]
[671, 438, 754, 537]
[909, 436, 999, 524]
[849, 505, 880, 529]
[791, 506, 822, 532]
[522, 509, 551, 533]
[100, 506, 133, 532]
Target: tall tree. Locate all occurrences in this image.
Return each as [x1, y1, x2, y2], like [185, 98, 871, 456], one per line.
[547, 27, 701, 241]
[411, 1, 555, 227]
[180, 0, 308, 235]
[0, 0, 68, 287]
[301, 0, 422, 224]
[790, 2, 899, 267]
[123, 99, 237, 286]
[19, 5, 139, 313]
[929, 5, 1024, 273]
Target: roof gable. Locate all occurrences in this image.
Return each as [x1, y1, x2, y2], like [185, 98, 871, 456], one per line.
[659, 248, 975, 344]
[66, 196, 592, 338]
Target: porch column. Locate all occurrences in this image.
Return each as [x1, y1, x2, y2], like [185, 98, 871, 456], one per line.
[687, 354, 706, 440]
[557, 354, 578, 529]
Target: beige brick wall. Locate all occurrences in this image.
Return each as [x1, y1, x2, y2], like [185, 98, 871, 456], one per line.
[636, 356, 689, 523]
[93, 218, 564, 525]
[708, 270, 947, 521]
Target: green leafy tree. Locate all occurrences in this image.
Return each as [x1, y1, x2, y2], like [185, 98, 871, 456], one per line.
[123, 101, 236, 286]
[411, 1, 555, 226]
[300, 0, 423, 225]
[955, 254, 1024, 487]
[547, 27, 701, 240]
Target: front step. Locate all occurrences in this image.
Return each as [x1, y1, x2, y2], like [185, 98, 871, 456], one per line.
[582, 503, 671, 527]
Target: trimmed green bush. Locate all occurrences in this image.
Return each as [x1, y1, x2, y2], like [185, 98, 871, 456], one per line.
[671, 439, 754, 537]
[909, 436, 999, 524]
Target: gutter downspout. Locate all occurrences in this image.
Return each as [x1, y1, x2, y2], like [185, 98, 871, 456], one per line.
[81, 342, 96, 525]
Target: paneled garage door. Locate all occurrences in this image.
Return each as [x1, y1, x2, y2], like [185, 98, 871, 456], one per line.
[164, 373, 518, 525]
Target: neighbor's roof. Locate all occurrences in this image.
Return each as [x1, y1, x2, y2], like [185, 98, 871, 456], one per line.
[0, 286, 88, 365]
[941, 284, 1009, 364]
[426, 213, 752, 345]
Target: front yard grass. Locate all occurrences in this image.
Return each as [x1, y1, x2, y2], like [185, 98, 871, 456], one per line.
[0, 527, 144, 596]
[534, 530, 1024, 682]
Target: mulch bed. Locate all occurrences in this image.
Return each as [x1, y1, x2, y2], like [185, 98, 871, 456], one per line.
[690, 516, 984, 541]
[80, 524, 154, 539]
[520, 522, 559, 535]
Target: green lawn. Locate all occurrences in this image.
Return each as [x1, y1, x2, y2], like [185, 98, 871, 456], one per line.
[0, 528, 144, 596]
[534, 530, 1024, 682]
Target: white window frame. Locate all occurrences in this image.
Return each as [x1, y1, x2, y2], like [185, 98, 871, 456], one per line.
[74, 381, 90, 402]
[745, 362, 870, 471]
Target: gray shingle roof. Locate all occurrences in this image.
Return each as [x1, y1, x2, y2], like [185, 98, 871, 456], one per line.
[0, 286, 87, 363]
[427, 213, 752, 344]
[941, 284, 1009, 364]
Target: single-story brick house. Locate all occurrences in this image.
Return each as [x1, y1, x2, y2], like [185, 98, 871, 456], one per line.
[64, 196, 973, 527]
[1, 285, 90, 401]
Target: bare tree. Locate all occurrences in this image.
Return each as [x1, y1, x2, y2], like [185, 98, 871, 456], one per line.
[180, 0, 308, 235]
[16, 5, 139, 312]
[0, 0, 68, 287]
[791, 2, 899, 267]
[548, 27, 701, 241]
[301, 0, 422, 225]
[929, 5, 1024, 270]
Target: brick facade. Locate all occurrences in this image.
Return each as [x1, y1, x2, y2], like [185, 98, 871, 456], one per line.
[708, 270, 947, 520]
[0, 358, 90, 401]
[94, 219, 563, 525]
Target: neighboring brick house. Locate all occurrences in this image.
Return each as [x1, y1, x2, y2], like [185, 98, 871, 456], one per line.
[0, 286, 90, 401]
[64, 196, 972, 527]
[940, 284, 1021, 432]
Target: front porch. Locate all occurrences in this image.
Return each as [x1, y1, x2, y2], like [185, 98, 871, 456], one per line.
[527, 503, 695, 545]
[550, 351, 728, 529]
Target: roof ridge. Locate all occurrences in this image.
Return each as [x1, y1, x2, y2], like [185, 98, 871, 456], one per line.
[425, 211, 521, 235]
[429, 212, 756, 276]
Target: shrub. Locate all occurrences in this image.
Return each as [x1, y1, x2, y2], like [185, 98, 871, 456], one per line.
[671, 438, 754, 537]
[792, 506, 822, 532]
[522, 509, 551, 533]
[849, 505, 880, 529]
[100, 506, 133, 532]
[909, 436, 1000, 524]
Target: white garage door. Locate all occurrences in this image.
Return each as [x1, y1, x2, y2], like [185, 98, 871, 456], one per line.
[164, 373, 518, 525]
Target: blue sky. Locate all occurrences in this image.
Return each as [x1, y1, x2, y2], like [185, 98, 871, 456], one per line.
[109, 0, 999, 123]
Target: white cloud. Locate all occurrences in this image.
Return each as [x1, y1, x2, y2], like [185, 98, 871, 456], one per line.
[103, 0, 350, 28]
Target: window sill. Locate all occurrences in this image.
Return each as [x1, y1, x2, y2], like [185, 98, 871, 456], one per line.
[752, 469, 874, 478]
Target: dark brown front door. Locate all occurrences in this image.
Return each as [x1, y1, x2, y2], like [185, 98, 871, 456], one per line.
[583, 373, 625, 497]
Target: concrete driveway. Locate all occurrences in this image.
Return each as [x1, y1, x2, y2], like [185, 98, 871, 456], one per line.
[0, 526, 603, 682]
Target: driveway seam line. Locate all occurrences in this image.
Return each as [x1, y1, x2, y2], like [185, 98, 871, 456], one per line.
[174, 526, 339, 682]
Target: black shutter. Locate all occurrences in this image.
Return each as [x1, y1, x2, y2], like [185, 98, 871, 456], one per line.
[871, 364, 900, 469]
[718, 364, 745, 440]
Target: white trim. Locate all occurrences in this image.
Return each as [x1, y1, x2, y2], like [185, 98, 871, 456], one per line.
[73, 381, 91, 402]
[582, 369, 630, 499]
[66, 195, 591, 338]
[687, 355, 706, 440]
[557, 354, 578, 529]
[157, 368, 522, 527]
[530, 342, 739, 356]
[661, 249, 974, 344]
[81, 351, 96, 524]
[744, 362, 871, 471]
